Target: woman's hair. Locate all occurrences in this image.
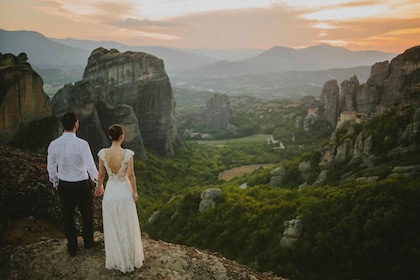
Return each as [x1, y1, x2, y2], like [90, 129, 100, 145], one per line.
[108, 124, 124, 141]
[62, 112, 78, 130]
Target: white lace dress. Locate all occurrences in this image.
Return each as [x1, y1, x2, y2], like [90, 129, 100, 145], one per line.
[98, 148, 144, 273]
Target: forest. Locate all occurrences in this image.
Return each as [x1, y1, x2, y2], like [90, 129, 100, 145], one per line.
[132, 96, 420, 280]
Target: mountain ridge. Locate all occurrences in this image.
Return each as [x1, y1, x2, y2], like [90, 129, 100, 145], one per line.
[0, 29, 398, 98]
[0, 29, 90, 67]
[1, 29, 397, 73]
[186, 44, 397, 78]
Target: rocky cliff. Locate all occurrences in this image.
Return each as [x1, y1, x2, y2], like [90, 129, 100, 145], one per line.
[0, 144, 285, 280]
[177, 93, 235, 133]
[1, 236, 285, 280]
[320, 45, 420, 127]
[0, 52, 57, 152]
[312, 46, 420, 186]
[52, 48, 184, 158]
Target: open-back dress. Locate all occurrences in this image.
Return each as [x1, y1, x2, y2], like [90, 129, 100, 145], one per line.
[98, 148, 144, 273]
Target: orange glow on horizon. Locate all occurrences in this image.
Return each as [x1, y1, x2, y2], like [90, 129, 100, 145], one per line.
[0, 0, 419, 53]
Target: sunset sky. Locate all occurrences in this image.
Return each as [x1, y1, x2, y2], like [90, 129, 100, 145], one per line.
[1, 0, 420, 53]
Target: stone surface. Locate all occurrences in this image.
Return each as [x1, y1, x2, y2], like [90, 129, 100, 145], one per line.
[1, 237, 286, 280]
[340, 76, 359, 111]
[52, 81, 148, 159]
[268, 167, 286, 187]
[311, 46, 420, 187]
[0, 52, 57, 151]
[319, 79, 340, 127]
[0, 144, 286, 280]
[177, 93, 235, 133]
[280, 217, 302, 248]
[52, 47, 185, 158]
[199, 188, 223, 212]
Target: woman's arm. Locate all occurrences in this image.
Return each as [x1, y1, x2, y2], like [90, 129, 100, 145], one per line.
[94, 158, 105, 196]
[126, 157, 138, 201]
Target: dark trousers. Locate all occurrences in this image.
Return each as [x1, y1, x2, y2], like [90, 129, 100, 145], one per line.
[58, 180, 94, 250]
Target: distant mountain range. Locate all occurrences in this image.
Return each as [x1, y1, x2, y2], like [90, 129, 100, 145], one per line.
[0, 29, 396, 72]
[181, 44, 397, 78]
[0, 29, 398, 99]
[0, 29, 254, 72]
[0, 29, 90, 68]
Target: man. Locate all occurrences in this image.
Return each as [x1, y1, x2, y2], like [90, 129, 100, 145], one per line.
[47, 112, 102, 257]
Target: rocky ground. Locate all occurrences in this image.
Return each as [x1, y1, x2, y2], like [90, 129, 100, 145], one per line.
[0, 144, 287, 280]
[0, 231, 286, 280]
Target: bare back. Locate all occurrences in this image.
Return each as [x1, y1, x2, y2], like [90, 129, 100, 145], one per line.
[104, 147, 126, 175]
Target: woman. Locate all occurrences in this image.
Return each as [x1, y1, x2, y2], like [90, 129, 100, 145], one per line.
[95, 124, 144, 273]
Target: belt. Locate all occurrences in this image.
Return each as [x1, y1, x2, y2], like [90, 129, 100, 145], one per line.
[59, 179, 88, 184]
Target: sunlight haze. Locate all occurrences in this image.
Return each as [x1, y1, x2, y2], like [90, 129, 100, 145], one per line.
[1, 0, 419, 52]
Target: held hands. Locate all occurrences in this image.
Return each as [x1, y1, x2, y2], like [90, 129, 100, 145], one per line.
[94, 184, 104, 197]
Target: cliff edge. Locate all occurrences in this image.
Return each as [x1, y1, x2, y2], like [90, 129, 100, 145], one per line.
[1, 235, 285, 280]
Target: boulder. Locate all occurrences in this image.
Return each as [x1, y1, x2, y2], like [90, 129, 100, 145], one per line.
[298, 161, 311, 182]
[335, 138, 354, 164]
[268, 167, 286, 187]
[148, 211, 161, 224]
[199, 188, 223, 212]
[280, 217, 302, 248]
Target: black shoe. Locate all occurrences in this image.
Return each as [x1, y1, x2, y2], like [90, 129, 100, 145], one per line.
[67, 248, 77, 257]
[84, 241, 100, 249]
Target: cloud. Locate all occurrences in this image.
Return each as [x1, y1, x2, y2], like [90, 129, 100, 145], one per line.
[128, 0, 281, 19]
[33, 0, 136, 22]
[124, 30, 181, 41]
[157, 5, 317, 49]
[312, 17, 420, 52]
[297, 0, 420, 21]
[1, 0, 419, 52]
[109, 17, 183, 28]
[278, 0, 374, 10]
[302, 4, 388, 21]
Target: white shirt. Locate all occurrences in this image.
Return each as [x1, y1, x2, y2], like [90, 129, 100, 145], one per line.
[47, 132, 98, 187]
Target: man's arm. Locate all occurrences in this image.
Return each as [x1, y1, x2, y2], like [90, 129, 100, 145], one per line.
[47, 144, 59, 188]
[82, 142, 99, 182]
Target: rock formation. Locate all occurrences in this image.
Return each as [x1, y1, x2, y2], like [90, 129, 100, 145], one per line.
[0, 52, 57, 152]
[298, 95, 317, 110]
[51, 80, 147, 159]
[268, 167, 286, 187]
[319, 80, 340, 127]
[177, 93, 235, 133]
[51, 48, 185, 158]
[280, 217, 302, 248]
[312, 45, 420, 186]
[320, 45, 420, 127]
[199, 188, 223, 212]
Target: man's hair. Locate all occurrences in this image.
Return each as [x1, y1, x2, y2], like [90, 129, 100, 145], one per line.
[62, 112, 78, 130]
[108, 124, 124, 141]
